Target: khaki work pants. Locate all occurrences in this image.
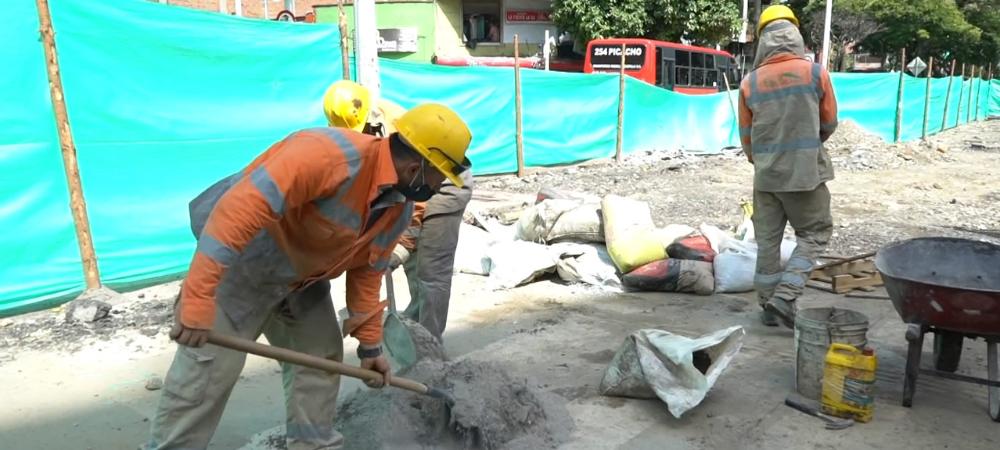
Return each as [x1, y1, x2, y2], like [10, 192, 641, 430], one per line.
[147, 280, 344, 450]
[752, 183, 834, 307]
[401, 184, 471, 340]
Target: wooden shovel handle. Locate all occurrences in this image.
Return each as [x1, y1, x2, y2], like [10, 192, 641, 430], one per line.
[206, 331, 431, 395]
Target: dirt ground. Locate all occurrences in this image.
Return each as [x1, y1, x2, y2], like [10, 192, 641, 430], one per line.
[1, 120, 999, 449]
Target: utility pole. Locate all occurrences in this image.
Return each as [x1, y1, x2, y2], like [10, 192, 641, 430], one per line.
[354, 0, 381, 103]
[820, 0, 833, 69]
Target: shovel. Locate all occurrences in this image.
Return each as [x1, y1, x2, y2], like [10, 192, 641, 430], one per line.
[382, 270, 421, 369]
[206, 331, 454, 406]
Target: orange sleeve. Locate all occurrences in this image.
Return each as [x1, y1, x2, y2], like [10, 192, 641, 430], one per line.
[179, 132, 347, 329]
[345, 263, 386, 346]
[397, 201, 426, 251]
[738, 79, 753, 155]
[819, 69, 839, 142]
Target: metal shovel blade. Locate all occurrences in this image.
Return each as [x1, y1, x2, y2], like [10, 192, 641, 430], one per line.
[382, 271, 419, 369]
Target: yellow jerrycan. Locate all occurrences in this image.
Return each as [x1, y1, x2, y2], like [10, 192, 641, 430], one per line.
[821, 343, 877, 422]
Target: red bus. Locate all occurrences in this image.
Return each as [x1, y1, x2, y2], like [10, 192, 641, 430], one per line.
[584, 38, 741, 94]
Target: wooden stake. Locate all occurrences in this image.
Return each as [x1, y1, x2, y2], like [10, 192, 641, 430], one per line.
[956, 63, 965, 127]
[974, 66, 983, 121]
[514, 34, 524, 177]
[338, 0, 351, 80]
[894, 48, 905, 143]
[967, 66, 976, 124]
[942, 60, 956, 129]
[35, 0, 102, 290]
[922, 57, 933, 140]
[988, 65, 994, 121]
[615, 44, 625, 162]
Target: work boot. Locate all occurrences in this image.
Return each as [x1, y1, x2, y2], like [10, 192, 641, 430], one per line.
[760, 308, 779, 327]
[765, 297, 797, 329]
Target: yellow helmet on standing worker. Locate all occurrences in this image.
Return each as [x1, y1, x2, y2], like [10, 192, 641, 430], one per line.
[394, 103, 472, 188]
[758, 5, 799, 34]
[323, 80, 371, 131]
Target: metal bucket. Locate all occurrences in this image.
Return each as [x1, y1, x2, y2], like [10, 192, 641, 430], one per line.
[794, 307, 870, 400]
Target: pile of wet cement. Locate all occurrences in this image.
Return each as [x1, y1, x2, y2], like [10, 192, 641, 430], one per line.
[335, 320, 570, 449]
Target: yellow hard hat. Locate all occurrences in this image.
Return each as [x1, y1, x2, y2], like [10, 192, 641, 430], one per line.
[394, 103, 472, 188]
[323, 80, 371, 131]
[758, 5, 799, 34]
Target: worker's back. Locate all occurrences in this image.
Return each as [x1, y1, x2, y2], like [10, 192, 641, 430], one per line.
[739, 20, 837, 193]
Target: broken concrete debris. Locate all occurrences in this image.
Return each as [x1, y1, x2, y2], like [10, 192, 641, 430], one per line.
[64, 299, 112, 323]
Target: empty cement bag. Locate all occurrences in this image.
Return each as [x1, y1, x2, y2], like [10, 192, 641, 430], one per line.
[622, 259, 714, 295]
[453, 223, 493, 276]
[551, 243, 622, 291]
[547, 203, 604, 243]
[667, 235, 716, 263]
[602, 195, 667, 273]
[515, 199, 581, 243]
[487, 240, 559, 289]
[599, 326, 746, 418]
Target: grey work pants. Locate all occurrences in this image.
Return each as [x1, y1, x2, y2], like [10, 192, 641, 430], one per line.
[401, 184, 472, 340]
[752, 183, 833, 306]
[147, 280, 344, 450]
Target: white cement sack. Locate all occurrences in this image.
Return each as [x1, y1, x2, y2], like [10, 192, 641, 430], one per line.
[600, 326, 745, 418]
[547, 203, 604, 243]
[487, 240, 559, 289]
[453, 223, 493, 276]
[713, 240, 799, 293]
[551, 243, 622, 291]
[515, 199, 581, 243]
[654, 224, 696, 249]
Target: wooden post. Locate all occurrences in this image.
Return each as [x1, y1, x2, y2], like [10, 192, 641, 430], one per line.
[956, 63, 965, 127]
[987, 65, 994, 121]
[975, 66, 983, 121]
[942, 60, 956, 129]
[967, 66, 976, 124]
[514, 34, 524, 177]
[338, 0, 350, 80]
[922, 57, 933, 140]
[894, 48, 905, 143]
[35, 0, 102, 290]
[615, 44, 625, 162]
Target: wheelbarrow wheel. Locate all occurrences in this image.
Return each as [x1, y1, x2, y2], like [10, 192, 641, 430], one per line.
[933, 331, 963, 373]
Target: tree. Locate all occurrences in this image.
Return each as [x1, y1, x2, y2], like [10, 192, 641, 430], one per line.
[550, 0, 742, 47]
[802, 0, 884, 71]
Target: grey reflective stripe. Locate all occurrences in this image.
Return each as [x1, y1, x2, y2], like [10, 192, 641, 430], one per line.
[309, 127, 365, 232]
[751, 137, 822, 154]
[812, 63, 822, 96]
[739, 126, 752, 138]
[372, 257, 390, 272]
[373, 201, 414, 249]
[249, 166, 285, 215]
[820, 121, 838, 133]
[747, 84, 819, 106]
[197, 235, 238, 266]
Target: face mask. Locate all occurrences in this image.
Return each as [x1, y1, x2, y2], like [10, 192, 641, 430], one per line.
[398, 160, 435, 202]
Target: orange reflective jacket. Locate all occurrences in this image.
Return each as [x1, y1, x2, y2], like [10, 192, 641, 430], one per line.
[181, 128, 413, 345]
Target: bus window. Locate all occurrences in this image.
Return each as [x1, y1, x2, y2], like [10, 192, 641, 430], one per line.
[677, 67, 690, 85]
[655, 47, 663, 86]
[692, 52, 705, 69]
[705, 55, 715, 70]
[692, 69, 705, 87]
[706, 69, 718, 88]
[677, 50, 690, 67]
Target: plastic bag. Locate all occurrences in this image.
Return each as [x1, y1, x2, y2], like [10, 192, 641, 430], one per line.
[712, 252, 756, 293]
[622, 259, 714, 295]
[603, 195, 667, 273]
[599, 326, 746, 418]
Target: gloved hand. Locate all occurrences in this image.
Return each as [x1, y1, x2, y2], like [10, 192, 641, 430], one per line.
[388, 244, 410, 270]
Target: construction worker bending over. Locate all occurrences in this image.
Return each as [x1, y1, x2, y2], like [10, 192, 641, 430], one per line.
[324, 81, 473, 342]
[147, 100, 472, 450]
[738, 5, 838, 328]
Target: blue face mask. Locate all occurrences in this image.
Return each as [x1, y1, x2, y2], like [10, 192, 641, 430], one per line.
[398, 159, 435, 202]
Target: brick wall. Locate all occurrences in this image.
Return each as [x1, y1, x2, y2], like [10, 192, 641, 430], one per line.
[155, 0, 327, 20]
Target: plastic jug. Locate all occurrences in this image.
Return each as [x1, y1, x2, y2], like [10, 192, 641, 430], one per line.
[821, 343, 877, 422]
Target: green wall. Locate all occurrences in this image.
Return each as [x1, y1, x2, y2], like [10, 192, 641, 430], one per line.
[315, 2, 437, 63]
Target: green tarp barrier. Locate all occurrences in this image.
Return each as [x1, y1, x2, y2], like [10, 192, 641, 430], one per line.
[0, 0, 995, 315]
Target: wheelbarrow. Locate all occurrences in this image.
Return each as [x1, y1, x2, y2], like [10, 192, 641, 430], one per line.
[875, 237, 1000, 421]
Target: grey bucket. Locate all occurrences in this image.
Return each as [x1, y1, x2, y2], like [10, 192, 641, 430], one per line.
[794, 307, 869, 401]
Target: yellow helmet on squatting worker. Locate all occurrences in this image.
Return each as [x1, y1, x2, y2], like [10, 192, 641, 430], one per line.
[323, 80, 371, 131]
[394, 103, 472, 188]
[758, 4, 799, 34]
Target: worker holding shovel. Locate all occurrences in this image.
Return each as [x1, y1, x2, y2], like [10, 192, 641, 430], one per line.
[738, 5, 838, 328]
[325, 81, 473, 343]
[146, 96, 472, 449]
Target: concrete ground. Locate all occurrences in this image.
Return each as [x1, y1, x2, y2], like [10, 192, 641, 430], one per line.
[1, 271, 997, 449]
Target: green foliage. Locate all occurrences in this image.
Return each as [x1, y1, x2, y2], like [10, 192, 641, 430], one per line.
[551, 0, 742, 47]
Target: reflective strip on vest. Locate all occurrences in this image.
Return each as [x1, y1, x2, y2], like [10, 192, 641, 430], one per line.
[311, 128, 364, 232]
[197, 234, 239, 266]
[249, 166, 285, 215]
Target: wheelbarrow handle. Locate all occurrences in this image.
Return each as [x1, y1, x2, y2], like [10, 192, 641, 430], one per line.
[206, 331, 432, 396]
